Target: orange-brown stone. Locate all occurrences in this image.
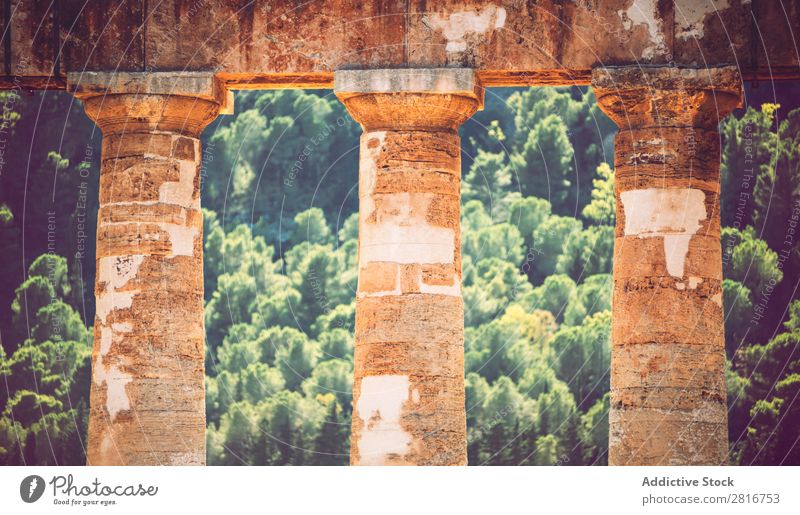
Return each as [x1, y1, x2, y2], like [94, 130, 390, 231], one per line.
[77, 85, 222, 466]
[337, 69, 481, 466]
[593, 66, 741, 466]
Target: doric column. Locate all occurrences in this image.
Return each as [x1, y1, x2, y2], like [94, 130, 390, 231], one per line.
[592, 67, 741, 465]
[335, 69, 481, 465]
[68, 72, 232, 465]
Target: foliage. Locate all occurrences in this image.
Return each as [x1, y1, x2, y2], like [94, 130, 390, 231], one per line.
[0, 256, 90, 465]
[1, 87, 799, 467]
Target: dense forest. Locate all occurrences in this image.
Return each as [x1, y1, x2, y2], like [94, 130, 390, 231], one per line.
[1, 83, 798, 465]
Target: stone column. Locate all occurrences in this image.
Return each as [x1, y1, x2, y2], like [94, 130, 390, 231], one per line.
[68, 72, 232, 465]
[592, 67, 741, 465]
[335, 69, 481, 465]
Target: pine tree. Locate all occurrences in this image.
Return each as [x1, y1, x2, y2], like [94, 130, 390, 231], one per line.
[314, 401, 348, 465]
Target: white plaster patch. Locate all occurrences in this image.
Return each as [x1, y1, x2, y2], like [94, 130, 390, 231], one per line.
[159, 161, 199, 210]
[111, 322, 133, 336]
[360, 192, 455, 265]
[674, 0, 730, 41]
[99, 326, 113, 356]
[99, 433, 116, 457]
[617, 0, 668, 59]
[427, 5, 506, 53]
[95, 290, 137, 325]
[99, 255, 145, 290]
[358, 130, 460, 297]
[662, 234, 693, 278]
[95, 256, 143, 324]
[711, 292, 723, 307]
[93, 257, 141, 420]
[411, 389, 420, 404]
[359, 130, 385, 212]
[620, 188, 707, 278]
[99, 365, 132, 420]
[445, 40, 467, 53]
[688, 276, 703, 289]
[159, 223, 198, 257]
[93, 327, 133, 421]
[356, 375, 412, 465]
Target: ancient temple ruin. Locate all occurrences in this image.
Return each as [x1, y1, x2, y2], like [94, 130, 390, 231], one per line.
[3, 1, 799, 466]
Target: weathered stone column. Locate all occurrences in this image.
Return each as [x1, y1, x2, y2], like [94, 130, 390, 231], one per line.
[335, 69, 481, 465]
[592, 67, 741, 465]
[68, 72, 232, 465]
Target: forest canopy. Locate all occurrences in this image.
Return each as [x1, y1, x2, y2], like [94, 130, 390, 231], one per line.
[1, 85, 799, 465]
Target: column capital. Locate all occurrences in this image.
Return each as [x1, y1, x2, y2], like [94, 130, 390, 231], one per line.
[67, 71, 233, 135]
[334, 68, 483, 131]
[591, 66, 742, 129]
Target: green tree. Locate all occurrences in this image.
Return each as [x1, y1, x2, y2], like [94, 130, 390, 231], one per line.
[556, 225, 614, 281]
[520, 274, 577, 324]
[737, 302, 800, 465]
[530, 215, 583, 283]
[563, 274, 612, 326]
[531, 434, 560, 465]
[290, 208, 332, 247]
[508, 196, 552, 250]
[580, 393, 610, 465]
[722, 279, 754, 357]
[313, 396, 350, 465]
[515, 115, 575, 213]
[722, 226, 783, 296]
[549, 311, 611, 410]
[302, 359, 353, 413]
[462, 150, 512, 217]
[581, 162, 615, 225]
[0, 254, 90, 465]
